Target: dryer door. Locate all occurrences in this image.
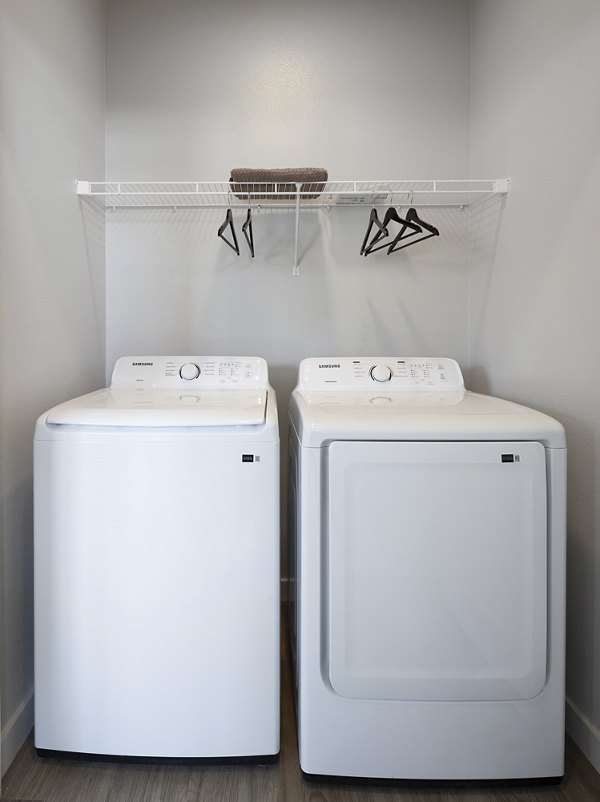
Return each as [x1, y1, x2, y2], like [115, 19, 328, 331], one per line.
[326, 440, 547, 702]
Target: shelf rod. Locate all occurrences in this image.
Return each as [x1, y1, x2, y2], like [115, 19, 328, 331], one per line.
[89, 202, 476, 211]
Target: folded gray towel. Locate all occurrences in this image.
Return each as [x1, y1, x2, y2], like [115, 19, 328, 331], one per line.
[230, 167, 328, 200]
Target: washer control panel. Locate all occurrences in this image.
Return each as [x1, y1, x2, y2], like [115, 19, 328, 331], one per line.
[298, 357, 464, 391]
[111, 356, 269, 388]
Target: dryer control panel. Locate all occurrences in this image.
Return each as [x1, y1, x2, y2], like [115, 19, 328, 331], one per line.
[297, 357, 464, 391]
[110, 356, 269, 388]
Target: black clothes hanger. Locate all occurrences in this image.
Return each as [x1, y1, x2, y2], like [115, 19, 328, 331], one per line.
[217, 208, 240, 255]
[363, 207, 421, 255]
[242, 208, 254, 257]
[360, 208, 388, 255]
[386, 207, 439, 253]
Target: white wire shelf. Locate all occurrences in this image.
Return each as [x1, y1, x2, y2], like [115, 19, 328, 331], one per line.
[77, 179, 509, 210]
[77, 178, 509, 274]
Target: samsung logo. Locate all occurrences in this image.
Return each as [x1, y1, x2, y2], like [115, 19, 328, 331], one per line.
[132, 362, 153, 366]
[319, 363, 341, 369]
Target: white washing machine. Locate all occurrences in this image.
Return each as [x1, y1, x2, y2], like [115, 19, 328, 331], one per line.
[288, 357, 566, 781]
[34, 356, 279, 761]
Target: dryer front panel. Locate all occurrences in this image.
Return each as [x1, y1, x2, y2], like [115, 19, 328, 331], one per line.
[326, 440, 547, 702]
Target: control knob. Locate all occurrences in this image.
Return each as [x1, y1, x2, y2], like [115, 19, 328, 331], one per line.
[370, 364, 392, 383]
[180, 362, 201, 380]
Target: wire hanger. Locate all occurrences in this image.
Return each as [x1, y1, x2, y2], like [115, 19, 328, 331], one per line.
[363, 207, 421, 255]
[386, 207, 439, 253]
[217, 208, 240, 255]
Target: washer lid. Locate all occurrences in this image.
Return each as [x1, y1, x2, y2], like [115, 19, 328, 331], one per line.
[46, 388, 268, 427]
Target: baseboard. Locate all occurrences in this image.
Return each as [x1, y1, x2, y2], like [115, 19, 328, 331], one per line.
[566, 696, 600, 774]
[1, 686, 34, 777]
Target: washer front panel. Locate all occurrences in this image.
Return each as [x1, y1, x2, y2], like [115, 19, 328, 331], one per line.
[35, 436, 280, 757]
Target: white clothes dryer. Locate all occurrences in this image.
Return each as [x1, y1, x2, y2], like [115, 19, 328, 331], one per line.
[288, 357, 566, 781]
[35, 356, 279, 761]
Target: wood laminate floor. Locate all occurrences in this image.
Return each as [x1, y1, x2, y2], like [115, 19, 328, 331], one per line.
[2, 625, 599, 802]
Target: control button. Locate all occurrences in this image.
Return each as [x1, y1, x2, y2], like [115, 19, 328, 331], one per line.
[370, 364, 392, 383]
[180, 362, 201, 380]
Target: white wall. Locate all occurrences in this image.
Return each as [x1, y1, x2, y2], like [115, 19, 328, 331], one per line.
[105, 0, 471, 382]
[0, 0, 106, 774]
[469, 0, 600, 772]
